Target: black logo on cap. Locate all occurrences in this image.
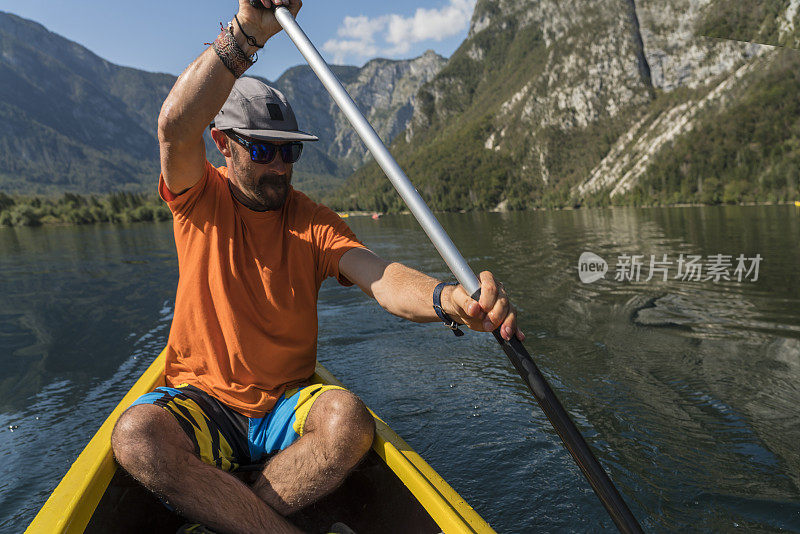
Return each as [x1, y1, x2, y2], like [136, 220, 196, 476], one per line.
[266, 103, 284, 122]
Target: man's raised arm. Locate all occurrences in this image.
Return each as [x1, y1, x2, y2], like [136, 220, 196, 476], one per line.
[157, 0, 301, 194]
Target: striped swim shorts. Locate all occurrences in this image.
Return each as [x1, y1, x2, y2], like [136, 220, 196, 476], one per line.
[129, 383, 345, 472]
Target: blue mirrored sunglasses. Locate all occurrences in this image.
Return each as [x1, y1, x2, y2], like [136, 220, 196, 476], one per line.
[227, 131, 303, 164]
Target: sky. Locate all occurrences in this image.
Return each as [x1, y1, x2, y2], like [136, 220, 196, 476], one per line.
[0, 0, 476, 81]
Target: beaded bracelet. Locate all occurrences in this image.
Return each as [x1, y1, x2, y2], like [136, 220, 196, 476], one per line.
[211, 23, 254, 78]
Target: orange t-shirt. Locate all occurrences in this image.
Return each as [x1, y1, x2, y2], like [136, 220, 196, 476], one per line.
[159, 161, 364, 417]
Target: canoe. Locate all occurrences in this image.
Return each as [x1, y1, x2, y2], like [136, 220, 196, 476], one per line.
[26, 349, 494, 533]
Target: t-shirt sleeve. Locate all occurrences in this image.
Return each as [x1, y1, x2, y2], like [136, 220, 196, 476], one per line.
[311, 206, 365, 286]
[158, 161, 214, 216]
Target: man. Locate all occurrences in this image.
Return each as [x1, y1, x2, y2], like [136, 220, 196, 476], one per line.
[110, 1, 524, 532]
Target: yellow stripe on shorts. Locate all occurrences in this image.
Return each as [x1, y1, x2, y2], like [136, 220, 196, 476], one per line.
[291, 384, 345, 437]
[170, 396, 237, 472]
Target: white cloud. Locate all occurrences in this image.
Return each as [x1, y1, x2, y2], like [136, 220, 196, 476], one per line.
[338, 15, 389, 41]
[322, 14, 387, 63]
[322, 39, 379, 63]
[386, 0, 475, 46]
[322, 0, 476, 63]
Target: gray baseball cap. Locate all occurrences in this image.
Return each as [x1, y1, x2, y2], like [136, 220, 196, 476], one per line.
[212, 77, 318, 142]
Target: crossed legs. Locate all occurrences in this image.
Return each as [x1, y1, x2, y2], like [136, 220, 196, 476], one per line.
[111, 389, 375, 534]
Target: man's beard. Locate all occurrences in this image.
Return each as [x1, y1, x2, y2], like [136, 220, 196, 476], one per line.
[251, 171, 291, 211]
[229, 146, 293, 211]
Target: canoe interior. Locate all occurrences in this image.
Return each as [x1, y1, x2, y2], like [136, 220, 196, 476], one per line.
[84, 449, 442, 534]
[26, 354, 490, 533]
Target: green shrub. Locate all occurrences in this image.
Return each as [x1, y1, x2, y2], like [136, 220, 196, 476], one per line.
[66, 207, 96, 225]
[723, 180, 748, 204]
[130, 205, 154, 222]
[9, 205, 42, 226]
[154, 206, 172, 221]
[0, 192, 15, 212]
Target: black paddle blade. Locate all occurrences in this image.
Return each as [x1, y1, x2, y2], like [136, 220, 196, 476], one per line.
[491, 330, 644, 534]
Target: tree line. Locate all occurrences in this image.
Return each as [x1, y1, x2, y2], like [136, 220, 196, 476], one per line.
[0, 192, 171, 227]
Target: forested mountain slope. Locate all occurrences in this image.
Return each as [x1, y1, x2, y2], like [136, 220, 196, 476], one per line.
[333, 0, 798, 211]
[0, 11, 444, 198]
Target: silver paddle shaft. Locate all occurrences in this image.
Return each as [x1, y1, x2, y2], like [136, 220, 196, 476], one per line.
[274, 10, 645, 532]
[274, 7, 481, 295]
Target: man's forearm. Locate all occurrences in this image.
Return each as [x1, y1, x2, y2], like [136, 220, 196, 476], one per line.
[341, 248, 522, 340]
[371, 263, 451, 323]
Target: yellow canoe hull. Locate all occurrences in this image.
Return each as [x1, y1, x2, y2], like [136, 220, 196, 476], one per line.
[26, 349, 494, 533]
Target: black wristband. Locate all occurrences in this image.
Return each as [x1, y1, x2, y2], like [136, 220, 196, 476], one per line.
[235, 14, 265, 49]
[433, 282, 464, 337]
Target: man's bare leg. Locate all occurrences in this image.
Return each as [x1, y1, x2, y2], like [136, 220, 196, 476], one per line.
[251, 389, 376, 515]
[111, 404, 301, 534]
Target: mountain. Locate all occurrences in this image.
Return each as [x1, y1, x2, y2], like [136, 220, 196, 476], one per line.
[576, 0, 798, 205]
[0, 12, 172, 194]
[699, 0, 800, 48]
[0, 11, 444, 198]
[332, 0, 800, 211]
[274, 51, 446, 197]
[6, 4, 797, 209]
[327, 51, 447, 169]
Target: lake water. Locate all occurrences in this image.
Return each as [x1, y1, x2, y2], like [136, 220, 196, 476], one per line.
[1, 206, 799, 532]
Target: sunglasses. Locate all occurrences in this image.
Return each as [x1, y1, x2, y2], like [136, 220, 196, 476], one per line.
[227, 131, 303, 164]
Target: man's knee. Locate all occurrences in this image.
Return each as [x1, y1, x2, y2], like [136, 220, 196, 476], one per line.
[308, 390, 375, 462]
[111, 404, 191, 486]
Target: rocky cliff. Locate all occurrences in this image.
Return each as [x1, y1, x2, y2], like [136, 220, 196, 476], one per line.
[276, 51, 445, 196]
[330, 51, 446, 169]
[699, 0, 800, 49]
[576, 0, 775, 199]
[334, 0, 799, 211]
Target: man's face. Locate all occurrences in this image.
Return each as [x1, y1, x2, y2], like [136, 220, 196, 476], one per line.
[227, 134, 293, 211]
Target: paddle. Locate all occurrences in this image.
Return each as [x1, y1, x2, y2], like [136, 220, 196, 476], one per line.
[260, 4, 643, 532]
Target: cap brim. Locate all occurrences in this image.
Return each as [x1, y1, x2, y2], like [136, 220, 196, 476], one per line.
[234, 128, 319, 142]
